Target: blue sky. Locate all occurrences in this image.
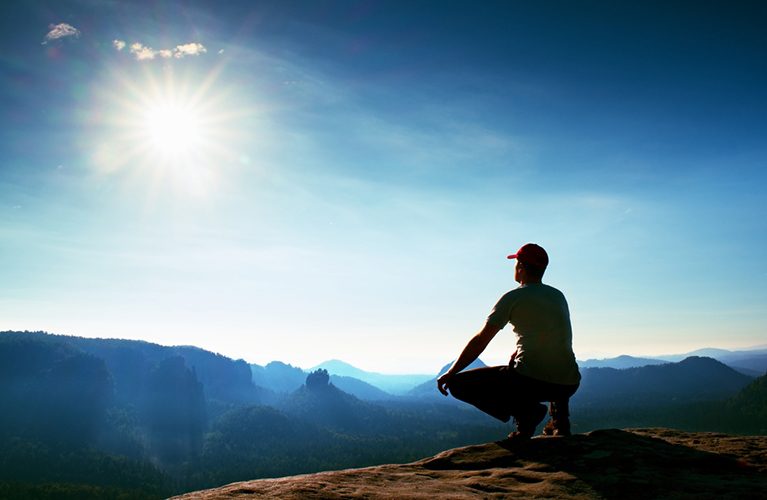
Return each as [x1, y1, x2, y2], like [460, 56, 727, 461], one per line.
[2, 1, 766, 374]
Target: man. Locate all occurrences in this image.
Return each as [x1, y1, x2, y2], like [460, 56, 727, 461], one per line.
[437, 243, 580, 439]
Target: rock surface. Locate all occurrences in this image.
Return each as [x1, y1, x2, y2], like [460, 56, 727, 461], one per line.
[171, 428, 767, 499]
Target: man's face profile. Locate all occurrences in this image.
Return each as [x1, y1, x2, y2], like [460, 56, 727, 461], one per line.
[514, 260, 524, 284]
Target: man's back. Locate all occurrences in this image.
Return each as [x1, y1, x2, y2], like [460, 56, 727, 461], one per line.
[488, 283, 580, 385]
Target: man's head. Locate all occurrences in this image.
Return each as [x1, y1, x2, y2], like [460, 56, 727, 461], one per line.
[508, 243, 548, 283]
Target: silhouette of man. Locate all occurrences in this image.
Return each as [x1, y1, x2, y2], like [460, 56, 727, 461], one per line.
[437, 243, 580, 438]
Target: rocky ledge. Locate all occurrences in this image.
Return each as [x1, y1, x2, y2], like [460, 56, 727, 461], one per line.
[172, 428, 767, 499]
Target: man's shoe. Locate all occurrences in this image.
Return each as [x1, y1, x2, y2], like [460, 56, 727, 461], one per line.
[508, 403, 547, 439]
[542, 418, 571, 436]
[542, 400, 572, 436]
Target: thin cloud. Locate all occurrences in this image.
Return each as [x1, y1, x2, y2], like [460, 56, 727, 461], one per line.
[113, 40, 126, 51]
[43, 23, 80, 44]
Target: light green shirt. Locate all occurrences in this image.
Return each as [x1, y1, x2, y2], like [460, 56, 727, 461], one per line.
[487, 283, 581, 385]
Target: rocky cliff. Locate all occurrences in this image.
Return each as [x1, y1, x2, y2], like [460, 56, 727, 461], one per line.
[172, 428, 767, 499]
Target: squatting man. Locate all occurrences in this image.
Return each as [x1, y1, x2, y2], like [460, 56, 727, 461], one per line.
[437, 243, 581, 438]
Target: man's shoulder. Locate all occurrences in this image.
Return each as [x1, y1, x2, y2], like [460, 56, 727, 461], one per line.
[512, 282, 561, 292]
[498, 283, 566, 301]
[516, 283, 567, 300]
[498, 285, 525, 299]
[540, 282, 565, 293]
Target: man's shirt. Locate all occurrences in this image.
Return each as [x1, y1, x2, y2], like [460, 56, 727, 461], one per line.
[487, 283, 581, 385]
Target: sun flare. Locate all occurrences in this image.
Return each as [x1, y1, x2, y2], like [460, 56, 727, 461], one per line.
[88, 66, 246, 200]
[144, 103, 203, 154]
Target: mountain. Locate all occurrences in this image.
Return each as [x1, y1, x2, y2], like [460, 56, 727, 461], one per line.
[716, 352, 767, 376]
[573, 356, 755, 408]
[579, 347, 767, 376]
[276, 371, 391, 433]
[658, 347, 735, 361]
[656, 347, 767, 375]
[169, 429, 767, 500]
[724, 357, 767, 377]
[250, 361, 306, 394]
[54, 334, 265, 407]
[436, 358, 489, 377]
[577, 354, 666, 369]
[329, 375, 394, 401]
[250, 359, 432, 398]
[6, 330, 767, 500]
[309, 359, 433, 395]
[0, 331, 211, 479]
[275, 369, 504, 440]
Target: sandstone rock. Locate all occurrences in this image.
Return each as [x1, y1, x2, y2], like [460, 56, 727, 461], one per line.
[171, 428, 767, 499]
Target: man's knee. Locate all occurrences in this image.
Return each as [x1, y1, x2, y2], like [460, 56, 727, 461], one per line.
[447, 371, 472, 400]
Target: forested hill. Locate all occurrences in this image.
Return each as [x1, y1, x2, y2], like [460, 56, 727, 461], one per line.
[0, 331, 268, 475]
[0, 330, 507, 499]
[573, 356, 755, 408]
[63, 334, 266, 406]
[0, 330, 264, 406]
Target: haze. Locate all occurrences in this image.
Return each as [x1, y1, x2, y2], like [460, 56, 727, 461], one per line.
[1, 1, 765, 374]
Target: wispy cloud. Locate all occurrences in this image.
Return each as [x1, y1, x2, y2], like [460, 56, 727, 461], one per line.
[113, 40, 208, 61]
[43, 23, 80, 44]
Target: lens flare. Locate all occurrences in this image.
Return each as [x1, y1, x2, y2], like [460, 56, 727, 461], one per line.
[145, 104, 203, 154]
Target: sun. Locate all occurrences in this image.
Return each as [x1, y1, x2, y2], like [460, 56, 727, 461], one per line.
[144, 103, 203, 155]
[88, 67, 246, 199]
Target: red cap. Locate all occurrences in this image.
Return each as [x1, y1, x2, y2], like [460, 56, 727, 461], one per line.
[507, 243, 548, 267]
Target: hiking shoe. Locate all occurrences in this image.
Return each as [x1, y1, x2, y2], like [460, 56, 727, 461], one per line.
[508, 403, 548, 439]
[542, 418, 571, 436]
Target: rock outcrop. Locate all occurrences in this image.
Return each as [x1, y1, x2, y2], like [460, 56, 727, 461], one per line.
[172, 428, 767, 499]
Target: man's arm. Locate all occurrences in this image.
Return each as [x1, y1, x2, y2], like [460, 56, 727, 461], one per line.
[437, 322, 501, 396]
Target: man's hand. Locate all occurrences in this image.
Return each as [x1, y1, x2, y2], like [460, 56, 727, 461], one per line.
[437, 371, 453, 396]
[509, 349, 517, 364]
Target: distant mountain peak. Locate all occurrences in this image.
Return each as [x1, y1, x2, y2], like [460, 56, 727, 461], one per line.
[307, 360, 434, 395]
[437, 358, 489, 377]
[310, 359, 365, 375]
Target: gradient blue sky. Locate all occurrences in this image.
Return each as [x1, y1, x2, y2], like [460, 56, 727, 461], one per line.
[2, 1, 766, 374]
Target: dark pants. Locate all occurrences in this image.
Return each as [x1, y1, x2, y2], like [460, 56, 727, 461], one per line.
[448, 365, 579, 423]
